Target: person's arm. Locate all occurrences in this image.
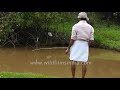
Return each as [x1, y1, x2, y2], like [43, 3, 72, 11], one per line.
[65, 39, 75, 54]
[65, 26, 77, 54]
[89, 27, 94, 46]
[68, 39, 75, 49]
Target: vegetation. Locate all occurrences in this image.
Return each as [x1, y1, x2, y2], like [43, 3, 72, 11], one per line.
[95, 25, 120, 51]
[0, 12, 76, 48]
[0, 72, 52, 78]
[0, 12, 120, 51]
[90, 12, 120, 51]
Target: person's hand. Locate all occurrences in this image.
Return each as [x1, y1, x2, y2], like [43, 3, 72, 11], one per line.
[89, 40, 94, 46]
[65, 48, 70, 54]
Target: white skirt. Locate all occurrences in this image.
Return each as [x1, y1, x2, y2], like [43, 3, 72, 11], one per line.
[70, 40, 89, 62]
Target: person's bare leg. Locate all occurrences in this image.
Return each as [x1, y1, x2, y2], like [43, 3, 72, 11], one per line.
[82, 62, 87, 78]
[71, 61, 77, 78]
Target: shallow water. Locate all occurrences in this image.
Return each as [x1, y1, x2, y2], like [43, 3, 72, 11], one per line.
[0, 47, 120, 78]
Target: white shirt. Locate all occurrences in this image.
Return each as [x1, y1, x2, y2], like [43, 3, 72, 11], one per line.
[71, 20, 94, 41]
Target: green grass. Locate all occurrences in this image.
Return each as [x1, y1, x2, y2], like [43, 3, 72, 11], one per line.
[0, 72, 52, 78]
[95, 25, 120, 51]
[49, 20, 76, 34]
[49, 12, 120, 52]
[50, 20, 120, 52]
[51, 19, 120, 51]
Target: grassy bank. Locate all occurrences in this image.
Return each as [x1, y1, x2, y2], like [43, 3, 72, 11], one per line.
[95, 25, 120, 51]
[52, 13, 120, 51]
[0, 72, 51, 78]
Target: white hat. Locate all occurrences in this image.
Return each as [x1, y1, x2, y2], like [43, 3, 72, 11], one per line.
[77, 12, 89, 21]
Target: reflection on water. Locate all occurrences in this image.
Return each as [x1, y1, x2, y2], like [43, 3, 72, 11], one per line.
[0, 47, 120, 78]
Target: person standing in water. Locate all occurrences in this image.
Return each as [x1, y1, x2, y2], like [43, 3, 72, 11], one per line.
[65, 12, 94, 78]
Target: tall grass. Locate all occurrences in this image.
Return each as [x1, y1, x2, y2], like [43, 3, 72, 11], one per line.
[50, 12, 120, 51]
[95, 25, 120, 51]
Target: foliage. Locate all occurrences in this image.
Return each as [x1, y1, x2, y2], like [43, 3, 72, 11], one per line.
[0, 72, 51, 78]
[0, 12, 75, 31]
[98, 12, 120, 23]
[0, 12, 120, 51]
[0, 12, 76, 47]
[95, 25, 120, 51]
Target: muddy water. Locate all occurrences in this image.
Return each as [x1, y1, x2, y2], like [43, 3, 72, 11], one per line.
[0, 47, 120, 78]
